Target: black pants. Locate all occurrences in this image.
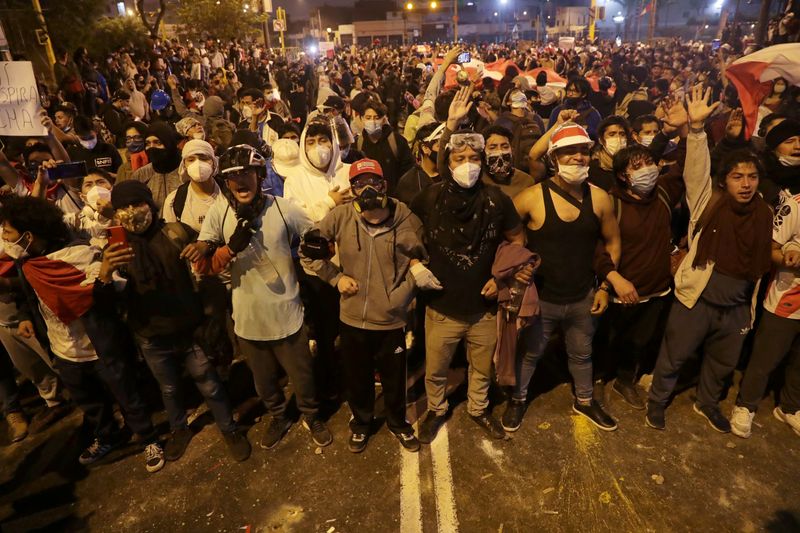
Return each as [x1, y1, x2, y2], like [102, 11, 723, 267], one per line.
[595, 296, 671, 385]
[650, 298, 750, 409]
[340, 323, 411, 434]
[238, 328, 319, 420]
[738, 310, 800, 413]
[55, 355, 154, 443]
[295, 261, 341, 400]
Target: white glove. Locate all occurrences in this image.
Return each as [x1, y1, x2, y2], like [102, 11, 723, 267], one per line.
[410, 262, 443, 290]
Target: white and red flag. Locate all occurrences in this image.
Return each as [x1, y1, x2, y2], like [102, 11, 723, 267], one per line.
[725, 43, 800, 138]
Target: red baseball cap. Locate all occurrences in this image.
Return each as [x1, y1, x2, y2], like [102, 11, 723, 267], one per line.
[348, 158, 384, 182]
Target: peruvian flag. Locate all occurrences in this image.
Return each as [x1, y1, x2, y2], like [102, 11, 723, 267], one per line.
[22, 244, 99, 324]
[725, 44, 800, 138]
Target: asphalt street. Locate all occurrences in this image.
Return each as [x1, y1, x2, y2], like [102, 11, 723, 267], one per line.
[1, 360, 799, 533]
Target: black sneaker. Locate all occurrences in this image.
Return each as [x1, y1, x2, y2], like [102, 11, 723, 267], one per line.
[260, 416, 292, 450]
[348, 432, 369, 453]
[572, 400, 618, 431]
[144, 442, 165, 473]
[223, 429, 251, 461]
[78, 438, 118, 465]
[502, 399, 527, 432]
[693, 403, 731, 433]
[612, 380, 646, 410]
[470, 411, 506, 439]
[164, 427, 194, 461]
[28, 404, 72, 434]
[394, 430, 420, 452]
[417, 412, 447, 444]
[303, 417, 333, 447]
[646, 401, 666, 430]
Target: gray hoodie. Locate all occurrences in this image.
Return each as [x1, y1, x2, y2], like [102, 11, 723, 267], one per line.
[301, 199, 426, 330]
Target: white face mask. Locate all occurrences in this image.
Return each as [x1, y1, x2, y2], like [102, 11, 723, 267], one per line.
[80, 136, 98, 150]
[85, 185, 112, 211]
[187, 160, 214, 182]
[364, 119, 382, 135]
[451, 162, 482, 188]
[639, 135, 655, 147]
[2, 233, 30, 260]
[779, 154, 800, 167]
[604, 137, 626, 156]
[558, 163, 589, 184]
[241, 105, 253, 120]
[308, 144, 332, 169]
[628, 165, 660, 196]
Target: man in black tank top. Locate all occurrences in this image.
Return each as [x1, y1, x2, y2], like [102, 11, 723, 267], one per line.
[503, 121, 640, 433]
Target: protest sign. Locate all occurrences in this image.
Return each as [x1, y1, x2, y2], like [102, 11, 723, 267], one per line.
[0, 61, 47, 136]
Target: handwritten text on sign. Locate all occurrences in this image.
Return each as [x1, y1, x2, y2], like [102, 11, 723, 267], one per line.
[0, 62, 47, 136]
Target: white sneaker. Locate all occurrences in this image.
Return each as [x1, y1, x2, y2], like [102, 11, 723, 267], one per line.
[144, 442, 165, 473]
[730, 406, 754, 438]
[773, 407, 800, 436]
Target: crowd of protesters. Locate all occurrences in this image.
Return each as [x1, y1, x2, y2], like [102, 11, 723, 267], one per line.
[0, 31, 799, 474]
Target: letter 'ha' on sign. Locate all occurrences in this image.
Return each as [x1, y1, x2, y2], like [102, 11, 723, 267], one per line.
[0, 62, 47, 136]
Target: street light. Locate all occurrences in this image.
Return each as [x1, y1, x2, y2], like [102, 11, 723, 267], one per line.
[430, 1, 437, 8]
[523, 10, 527, 15]
[126, 7, 134, 16]
[500, 0, 508, 4]
[494, 11, 498, 16]
[406, 2, 413, 9]
[613, 14, 624, 23]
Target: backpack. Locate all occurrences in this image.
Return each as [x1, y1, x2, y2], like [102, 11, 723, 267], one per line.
[357, 131, 398, 160]
[614, 87, 649, 119]
[510, 118, 542, 172]
[171, 177, 226, 224]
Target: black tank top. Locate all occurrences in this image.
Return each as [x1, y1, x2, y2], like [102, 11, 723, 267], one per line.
[528, 180, 601, 304]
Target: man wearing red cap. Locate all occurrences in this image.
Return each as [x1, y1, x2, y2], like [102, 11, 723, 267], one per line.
[508, 120, 638, 432]
[300, 159, 437, 453]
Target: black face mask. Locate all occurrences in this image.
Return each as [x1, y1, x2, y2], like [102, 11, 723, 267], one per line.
[565, 97, 582, 107]
[354, 186, 387, 213]
[145, 147, 168, 166]
[145, 147, 180, 173]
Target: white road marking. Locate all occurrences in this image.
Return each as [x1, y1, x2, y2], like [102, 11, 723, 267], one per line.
[430, 425, 459, 533]
[400, 442, 423, 533]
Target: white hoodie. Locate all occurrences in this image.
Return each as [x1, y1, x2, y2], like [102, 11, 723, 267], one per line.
[283, 122, 351, 223]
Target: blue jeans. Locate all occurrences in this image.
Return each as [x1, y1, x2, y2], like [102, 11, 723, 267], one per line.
[514, 291, 596, 402]
[138, 335, 236, 434]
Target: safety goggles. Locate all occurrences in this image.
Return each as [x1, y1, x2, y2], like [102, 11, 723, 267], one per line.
[351, 175, 385, 190]
[446, 133, 485, 153]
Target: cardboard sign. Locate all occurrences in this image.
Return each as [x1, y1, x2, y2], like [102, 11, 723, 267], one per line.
[0, 62, 46, 137]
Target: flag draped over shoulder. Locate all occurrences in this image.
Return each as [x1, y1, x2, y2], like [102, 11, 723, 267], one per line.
[22, 244, 99, 325]
[725, 44, 800, 138]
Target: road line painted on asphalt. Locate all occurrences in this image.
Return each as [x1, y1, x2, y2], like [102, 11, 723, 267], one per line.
[430, 425, 459, 533]
[400, 440, 423, 533]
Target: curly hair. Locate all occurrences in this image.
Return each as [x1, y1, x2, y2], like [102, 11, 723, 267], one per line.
[0, 196, 72, 252]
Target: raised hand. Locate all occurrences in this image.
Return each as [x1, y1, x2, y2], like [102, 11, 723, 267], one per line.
[556, 108, 579, 125]
[661, 95, 689, 132]
[686, 84, 720, 129]
[725, 108, 744, 140]
[446, 84, 474, 130]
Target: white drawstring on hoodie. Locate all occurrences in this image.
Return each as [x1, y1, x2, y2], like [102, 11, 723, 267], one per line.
[282, 119, 352, 223]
